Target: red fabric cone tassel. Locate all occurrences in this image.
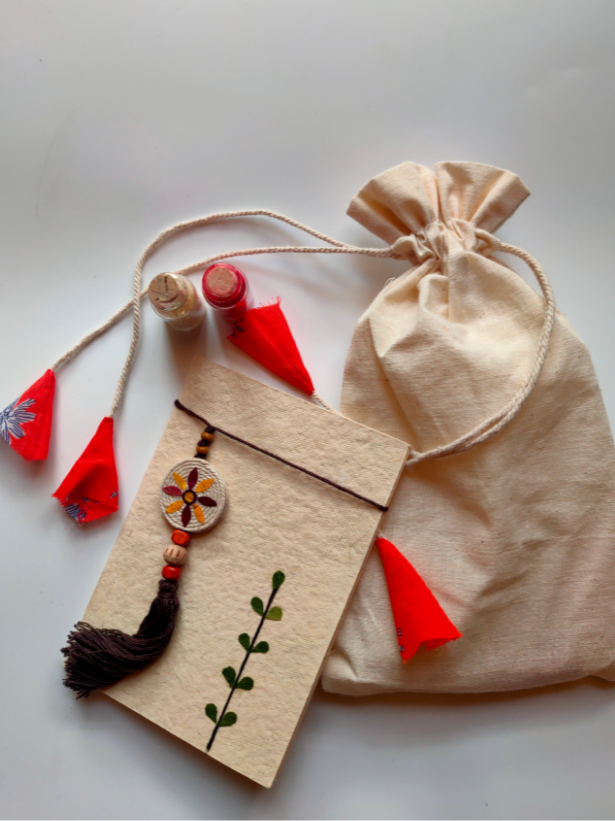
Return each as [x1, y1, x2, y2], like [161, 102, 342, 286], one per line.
[53, 417, 119, 524]
[228, 299, 315, 394]
[0, 369, 56, 461]
[377, 537, 462, 663]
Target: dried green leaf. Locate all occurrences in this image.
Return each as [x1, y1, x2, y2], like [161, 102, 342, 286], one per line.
[222, 666, 236, 687]
[236, 677, 254, 691]
[251, 597, 264, 616]
[220, 712, 237, 727]
[238, 633, 251, 651]
[272, 571, 285, 589]
[205, 703, 217, 723]
[252, 641, 269, 654]
[265, 606, 283, 621]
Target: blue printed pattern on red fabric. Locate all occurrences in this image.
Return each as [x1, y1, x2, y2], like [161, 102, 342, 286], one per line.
[0, 397, 36, 444]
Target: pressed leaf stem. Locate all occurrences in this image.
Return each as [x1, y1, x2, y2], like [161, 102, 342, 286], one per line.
[206, 585, 280, 752]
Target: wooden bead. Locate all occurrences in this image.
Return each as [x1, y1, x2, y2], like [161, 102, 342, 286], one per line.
[171, 530, 190, 547]
[162, 565, 182, 580]
[196, 444, 210, 455]
[164, 544, 187, 566]
[201, 430, 214, 442]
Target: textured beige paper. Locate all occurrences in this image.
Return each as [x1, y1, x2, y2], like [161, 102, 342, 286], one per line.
[83, 358, 409, 787]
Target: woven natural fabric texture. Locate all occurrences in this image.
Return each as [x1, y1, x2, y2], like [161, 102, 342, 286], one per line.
[321, 160, 615, 695]
[81, 358, 408, 787]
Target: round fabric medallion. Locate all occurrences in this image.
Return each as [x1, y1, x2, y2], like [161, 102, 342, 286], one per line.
[160, 458, 227, 533]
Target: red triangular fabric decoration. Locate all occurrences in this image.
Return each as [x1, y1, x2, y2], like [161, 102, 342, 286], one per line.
[377, 537, 462, 663]
[1, 369, 56, 461]
[53, 417, 119, 524]
[228, 300, 315, 394]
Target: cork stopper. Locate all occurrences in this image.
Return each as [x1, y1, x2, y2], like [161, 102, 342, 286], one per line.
[148, 273, 189, 314]
[203, 265, 240, 301]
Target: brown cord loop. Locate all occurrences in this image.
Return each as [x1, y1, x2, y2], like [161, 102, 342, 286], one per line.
[174, 400, 388, 512]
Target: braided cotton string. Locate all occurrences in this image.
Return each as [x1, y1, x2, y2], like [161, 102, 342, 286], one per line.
[50, 210, 395, 417]
[48, 210, 555, 465]
[405, 239, 556, 466]
[50, 299, 136, 373]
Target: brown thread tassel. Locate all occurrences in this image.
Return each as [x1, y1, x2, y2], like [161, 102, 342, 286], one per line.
[62, 578, 180, 698]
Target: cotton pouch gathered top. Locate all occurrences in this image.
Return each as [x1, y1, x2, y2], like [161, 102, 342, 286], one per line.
[321, 161, 615, 695]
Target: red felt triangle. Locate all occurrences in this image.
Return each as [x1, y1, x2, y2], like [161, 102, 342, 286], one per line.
[228, 300, 315, 395]
[1, 369, 56, 461]
[53, 417, 119, 524]
[377, 537, 462, 663]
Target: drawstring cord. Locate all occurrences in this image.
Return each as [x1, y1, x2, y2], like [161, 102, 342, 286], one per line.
[174, 399, 389, 512]
[50, 210, 396, 417]
[405, 238, 556, 466]
[49, 210, 555, 468]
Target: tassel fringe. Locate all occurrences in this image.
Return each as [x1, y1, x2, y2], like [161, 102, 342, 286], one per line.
[62, 579, 180, 698]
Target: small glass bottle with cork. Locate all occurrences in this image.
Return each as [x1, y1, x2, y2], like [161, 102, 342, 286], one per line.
[148, 273, 205, 331]
[201, 263, 252, 324]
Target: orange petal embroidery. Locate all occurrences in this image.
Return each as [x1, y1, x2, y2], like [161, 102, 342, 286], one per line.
[195, 477, 215, 493]
[166, 500, 183, 514]
[173, 472, 187, 490]
[193, 503, 205, 524]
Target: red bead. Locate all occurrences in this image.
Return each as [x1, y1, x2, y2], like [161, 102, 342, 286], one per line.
[171, 530, 190, 547]
[162, 565, 182, 580]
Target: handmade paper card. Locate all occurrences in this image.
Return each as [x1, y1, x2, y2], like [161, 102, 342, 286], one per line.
[81, 357, 409, 787]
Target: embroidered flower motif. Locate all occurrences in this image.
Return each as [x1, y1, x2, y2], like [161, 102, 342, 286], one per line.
[0, 397, 36, 445]
[163, 467, 217, 528]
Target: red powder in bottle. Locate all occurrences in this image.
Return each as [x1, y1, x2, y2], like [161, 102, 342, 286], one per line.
[202, 263, 251, 323]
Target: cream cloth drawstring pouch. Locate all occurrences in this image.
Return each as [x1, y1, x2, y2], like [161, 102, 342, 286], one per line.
[321, 160, 615, 695]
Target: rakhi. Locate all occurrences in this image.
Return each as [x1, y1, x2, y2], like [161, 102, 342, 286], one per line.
[62, 400, 388, 698]
[61, 414, 225, 698]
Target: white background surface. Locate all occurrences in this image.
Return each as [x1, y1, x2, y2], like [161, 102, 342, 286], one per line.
[1, 1, 615, 818]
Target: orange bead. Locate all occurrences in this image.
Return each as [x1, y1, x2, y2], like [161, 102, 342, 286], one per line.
[171, 530, 190, 547]
[162, 565, 182, 580]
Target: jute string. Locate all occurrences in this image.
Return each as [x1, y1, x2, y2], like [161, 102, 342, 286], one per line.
[49, 211, 555, 467]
